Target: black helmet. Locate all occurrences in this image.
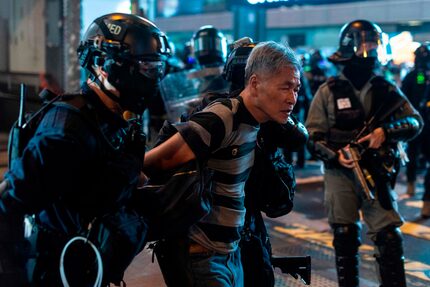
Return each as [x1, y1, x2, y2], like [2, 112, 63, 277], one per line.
[329, 19, 387, 64]
[223, 37, 256, 91]
[192, 25, 227, 67]
[414, 43, 430, 69]
[309, 50, 323, 68]
[77, 13, 171, 114]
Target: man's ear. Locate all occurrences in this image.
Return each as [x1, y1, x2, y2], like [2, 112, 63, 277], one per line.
[249, 74, 258, 90]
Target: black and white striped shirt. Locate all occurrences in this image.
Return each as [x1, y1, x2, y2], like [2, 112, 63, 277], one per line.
[176, 96, 259, 253]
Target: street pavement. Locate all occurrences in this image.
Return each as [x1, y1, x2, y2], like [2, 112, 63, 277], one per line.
[1, 134, 430, 286]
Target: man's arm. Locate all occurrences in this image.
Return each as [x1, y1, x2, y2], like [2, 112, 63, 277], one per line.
[381, 102, 423, 143]
[374, 86, 423, 144]
[144, 132, 196, 172]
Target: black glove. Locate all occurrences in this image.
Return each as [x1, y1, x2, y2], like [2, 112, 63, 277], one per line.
[123, 118, 147, 170]
[259, 116, 309, 152]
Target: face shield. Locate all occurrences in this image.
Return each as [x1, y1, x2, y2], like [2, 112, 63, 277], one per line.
[329, 20, 390, 65]
[133, 59, 167, 81]
[192, 26, 228, 66]
[193, 36, 227, 59]
[348, 30, 389, 65]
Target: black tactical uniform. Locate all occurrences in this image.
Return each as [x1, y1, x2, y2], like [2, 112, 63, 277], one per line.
[0, 13, 170, 286]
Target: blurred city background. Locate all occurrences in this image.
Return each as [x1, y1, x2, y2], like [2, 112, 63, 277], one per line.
[1, 0, 429, 131]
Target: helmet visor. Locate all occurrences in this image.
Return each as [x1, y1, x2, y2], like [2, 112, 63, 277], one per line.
[193, 36, 227, 58]
[136, 60, 167, 80]
[352, 31, 388, 64]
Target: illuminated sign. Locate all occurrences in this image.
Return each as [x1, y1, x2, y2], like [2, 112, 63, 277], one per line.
[247, 0, 290, 4]
[229, 0, 363, 7]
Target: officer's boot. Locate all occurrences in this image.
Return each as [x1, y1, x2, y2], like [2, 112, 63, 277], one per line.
[374, 226, 407, 287]
[332, 223, 361, 287]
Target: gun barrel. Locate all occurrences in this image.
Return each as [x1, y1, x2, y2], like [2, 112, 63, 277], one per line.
[343, 148, 375, 200]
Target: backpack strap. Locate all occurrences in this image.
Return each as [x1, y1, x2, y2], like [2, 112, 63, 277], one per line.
[8, 91, 85, 167]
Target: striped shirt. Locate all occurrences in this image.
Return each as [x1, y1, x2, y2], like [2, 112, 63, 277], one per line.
[175, 96, 259, 253]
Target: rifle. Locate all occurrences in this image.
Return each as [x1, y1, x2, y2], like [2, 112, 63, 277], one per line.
[341, 94, 407, 201]
[271, 255, 311, 285]
[341, 144, 375, 200]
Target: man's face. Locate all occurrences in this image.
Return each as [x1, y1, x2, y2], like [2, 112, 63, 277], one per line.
[255, 65, 301, 124]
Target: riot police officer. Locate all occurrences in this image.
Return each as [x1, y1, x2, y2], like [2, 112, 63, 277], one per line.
[191, 25, 230, 93]
[401, 43, 430, 196]
[0, 13, 170, 286]
[306, 20, 423, 287]
[307, 49, 329, 97]
[193, 25, 228, 68]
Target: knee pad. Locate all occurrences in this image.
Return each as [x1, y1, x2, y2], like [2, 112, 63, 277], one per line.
[374, 225, 404, 259]
[331, 223, 361, 257]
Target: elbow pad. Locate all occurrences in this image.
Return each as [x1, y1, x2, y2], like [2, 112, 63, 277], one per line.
[382, 117, 421, 142]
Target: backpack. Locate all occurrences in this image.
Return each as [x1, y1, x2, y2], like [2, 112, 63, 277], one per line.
[8, 89, 62, 167]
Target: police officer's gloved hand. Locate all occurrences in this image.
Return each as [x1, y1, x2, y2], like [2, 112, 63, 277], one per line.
[123, 117, 147, 170]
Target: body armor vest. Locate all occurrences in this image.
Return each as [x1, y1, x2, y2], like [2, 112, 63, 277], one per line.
[326, 76, 394, 150]
[327, 77, 365, 149]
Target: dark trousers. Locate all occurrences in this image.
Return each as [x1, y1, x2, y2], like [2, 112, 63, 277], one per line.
[155, 237, 243, 287]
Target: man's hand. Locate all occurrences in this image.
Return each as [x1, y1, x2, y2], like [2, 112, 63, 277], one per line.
[338, 145, 355, 169]
[357, 127, 386, 149]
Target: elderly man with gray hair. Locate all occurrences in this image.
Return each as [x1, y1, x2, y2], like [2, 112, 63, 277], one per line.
[144, 41, 301, 287]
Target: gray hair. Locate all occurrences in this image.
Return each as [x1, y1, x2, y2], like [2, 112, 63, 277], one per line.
[244, 41, 301, 85]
